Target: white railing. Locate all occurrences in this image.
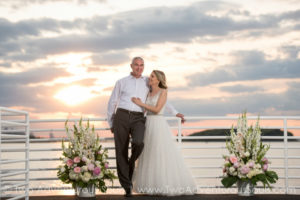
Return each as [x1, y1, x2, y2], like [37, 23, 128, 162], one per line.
[2, 115, 300, 195]
[0, 107, 30, 200]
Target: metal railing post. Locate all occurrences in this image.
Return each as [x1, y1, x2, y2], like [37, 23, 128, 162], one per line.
[177, 118, 182, 145]
[25, 114, 30, 200]
[283, 118, 289, 194]
[0, 109, 2, 199]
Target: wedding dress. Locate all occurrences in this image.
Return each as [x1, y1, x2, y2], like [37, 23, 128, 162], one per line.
[132, 90, 197, 196]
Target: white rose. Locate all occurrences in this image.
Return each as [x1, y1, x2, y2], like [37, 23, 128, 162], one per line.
[255, 164, 261, 169]
[69, 172, 76, 180]
[86, 159, 91, 164]
[75, 174, 80, 181]
[82, 172, 91, 183]
[60, 166, 65, 173]
[229, 167, 235, 174]
[82, 166, 88, 172]
[244, 152, 250, 157]
[95, 161, 101, 167]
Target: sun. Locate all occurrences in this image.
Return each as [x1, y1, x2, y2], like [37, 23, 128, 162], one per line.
[54, 85, 95, 106]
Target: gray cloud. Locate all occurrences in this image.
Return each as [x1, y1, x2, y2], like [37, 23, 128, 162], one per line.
[1, 5, 299, 63]
[169, 84, 300, 116]
[91, 51, 130, 66]
[0, 18, 76, 42]
[0, 67, 71, 86]
[281, 45, 300, 59]
[0, 0, 106, 9]
[219, 84, 264, 93]
[187, 51, 300, 86]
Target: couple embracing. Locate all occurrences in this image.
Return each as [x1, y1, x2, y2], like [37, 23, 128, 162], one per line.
[107, 57, 196, 197]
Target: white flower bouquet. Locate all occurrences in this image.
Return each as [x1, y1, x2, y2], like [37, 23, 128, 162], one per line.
[57, 119, 116, 192]
[221, 112, 278, 189]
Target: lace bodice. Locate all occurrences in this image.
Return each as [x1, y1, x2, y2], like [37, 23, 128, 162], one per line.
[146, 90, 165, 115]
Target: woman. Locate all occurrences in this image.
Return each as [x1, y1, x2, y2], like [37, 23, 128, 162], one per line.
[131, 70, 197, 196]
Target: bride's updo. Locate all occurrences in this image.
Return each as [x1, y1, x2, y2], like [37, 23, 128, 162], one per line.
[153, 70, 167, 89]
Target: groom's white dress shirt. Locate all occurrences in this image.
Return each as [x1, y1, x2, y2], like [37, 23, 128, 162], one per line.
[107, 74, 178, 128]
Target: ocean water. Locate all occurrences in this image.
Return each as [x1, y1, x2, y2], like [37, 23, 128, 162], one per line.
[1, 140, 300, 196]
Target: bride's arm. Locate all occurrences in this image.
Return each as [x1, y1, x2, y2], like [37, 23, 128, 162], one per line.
[132, 90, 167, 114]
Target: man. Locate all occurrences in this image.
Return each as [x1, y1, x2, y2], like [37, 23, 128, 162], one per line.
[107, 57, 185, 197]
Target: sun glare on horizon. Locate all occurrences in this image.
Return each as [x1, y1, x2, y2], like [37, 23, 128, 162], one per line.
[54, 85, 96, 106]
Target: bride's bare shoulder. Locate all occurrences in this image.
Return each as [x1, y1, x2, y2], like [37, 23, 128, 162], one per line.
[160, 89, 168, 95]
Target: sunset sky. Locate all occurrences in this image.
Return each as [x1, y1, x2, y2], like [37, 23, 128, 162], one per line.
[0, 0, 300, 120]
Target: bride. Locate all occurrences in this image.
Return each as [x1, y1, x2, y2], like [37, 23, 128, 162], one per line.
[131, 70, 197, 196]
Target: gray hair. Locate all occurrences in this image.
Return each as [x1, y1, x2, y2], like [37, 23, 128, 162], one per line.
[131, 57, 144, 64]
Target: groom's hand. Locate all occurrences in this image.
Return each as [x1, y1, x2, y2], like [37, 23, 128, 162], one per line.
[176, 113, 186, 124]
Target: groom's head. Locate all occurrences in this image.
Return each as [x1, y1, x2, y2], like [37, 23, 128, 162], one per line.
[131, 57, 144, 78]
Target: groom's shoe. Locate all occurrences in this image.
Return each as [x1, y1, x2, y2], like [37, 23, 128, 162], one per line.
[124, 187, 132, 197]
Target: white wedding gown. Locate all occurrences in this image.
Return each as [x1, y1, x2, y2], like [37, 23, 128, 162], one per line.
[132, 90, 197, 196]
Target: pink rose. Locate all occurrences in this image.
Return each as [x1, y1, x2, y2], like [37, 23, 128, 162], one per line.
[233, 162, 240, 169]
[263, 164, 268, 171]
[105, 162, 109, 169]
[240, 165, 250, 175]
[93, 167, 101, 176]
[66, 159, 74, 167]
[88, 163, 95, 171]
[262, 157, 268, 164]
[248, 161, 255, 168]
[73, 156, 81, 163]
[74, 167, 81, 174]
[229, 156, 238, 164]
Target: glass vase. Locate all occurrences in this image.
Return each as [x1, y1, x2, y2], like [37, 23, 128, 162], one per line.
[76, 184, 96, 198]
[237, 180, 254, 196]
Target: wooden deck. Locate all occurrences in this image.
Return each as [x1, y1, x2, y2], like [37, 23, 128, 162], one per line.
[26, 194, 300, 200]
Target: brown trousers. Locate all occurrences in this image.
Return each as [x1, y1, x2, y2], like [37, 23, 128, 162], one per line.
[113, 108, 146, 189]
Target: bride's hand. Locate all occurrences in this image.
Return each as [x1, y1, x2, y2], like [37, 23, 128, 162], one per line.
[132, 97, 142, 106]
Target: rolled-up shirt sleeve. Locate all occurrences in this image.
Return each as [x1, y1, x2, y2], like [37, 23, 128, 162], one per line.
[107, 80, 121, 128]
[165, 101, 178, 116]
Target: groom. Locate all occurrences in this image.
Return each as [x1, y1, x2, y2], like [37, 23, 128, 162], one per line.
[107, 57, 185, 197]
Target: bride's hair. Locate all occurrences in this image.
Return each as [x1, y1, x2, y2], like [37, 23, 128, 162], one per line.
[153, 70, 168, 89]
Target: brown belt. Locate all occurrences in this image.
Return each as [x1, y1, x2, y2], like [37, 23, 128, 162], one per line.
[117, 108, 144, 115]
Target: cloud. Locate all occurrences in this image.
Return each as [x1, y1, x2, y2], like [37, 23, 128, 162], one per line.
[219, 84, 264, 93]
[68, 78, 98, 87]
[0, 67, 71, 86]
[0, 18, 76, 42]
[0, 0, 106, 9]
[187, 51, 300, 86]
[169, 83, 300, 116]
[91, 51, 130, 66]
[1, 5, 299, 63]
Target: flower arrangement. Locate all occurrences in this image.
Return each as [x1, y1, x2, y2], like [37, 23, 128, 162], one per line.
[57, 119, 116, 192]
[221, 112, 278, 189]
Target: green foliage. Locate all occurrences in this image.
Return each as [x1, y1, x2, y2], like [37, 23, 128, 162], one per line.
[221, 112, 279, 190]
[57, 118, 117, 193]
[221, 176, 238, 188]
